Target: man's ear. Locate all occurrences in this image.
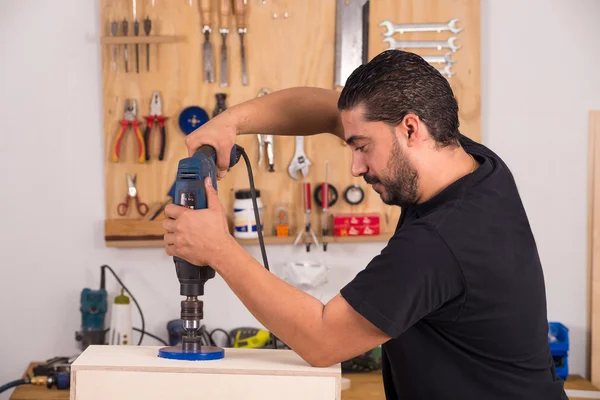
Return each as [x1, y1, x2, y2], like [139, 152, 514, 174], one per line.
[401, 113, 420, 146]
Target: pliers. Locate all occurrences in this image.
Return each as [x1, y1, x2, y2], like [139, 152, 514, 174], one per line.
[144, 91, 168, 161]
[112, 99, 146, 163]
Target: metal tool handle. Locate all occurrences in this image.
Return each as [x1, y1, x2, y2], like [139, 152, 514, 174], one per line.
[233, 0, 246, 29]
[218, 0, 231, 29]
[200, 0, 211, 27]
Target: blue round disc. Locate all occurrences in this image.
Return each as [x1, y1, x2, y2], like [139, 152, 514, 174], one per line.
[158, 345, 225, 361]
[178, 106, 209, 135]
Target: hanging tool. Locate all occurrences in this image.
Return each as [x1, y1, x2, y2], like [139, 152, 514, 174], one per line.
[122, 18, 129, 73]
[294, 181, 320, 252]
[178, 106, 209, 135]
[321, 162, 330, 251]
[117, 174, 149, 217]
[110, 20, 119, 72]
[144, 16, 152, 72]
[144, 91, 168, 161]
[200, 0, 215, 83]
[256, 88, 274, 171]
[218, 0, 231, 87]
[334, 0, 369, 88]
[233, 0, 248, 85]
[288, 136, 311, 179]
[213, 93, 227, 117]
[112, 99, 146, 163]
[379, 18, 462, 36]
[133, 0, 140, 73]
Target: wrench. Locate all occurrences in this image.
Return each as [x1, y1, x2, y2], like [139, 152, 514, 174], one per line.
[379, 18, 462, 36]
[383, 36, 460, 52]
[288, 136, 311, 179]
[437, 64, 454, 78]
[422, 52, 454, 65]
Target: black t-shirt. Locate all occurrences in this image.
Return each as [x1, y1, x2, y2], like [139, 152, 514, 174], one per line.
[340, 134, 567, 399]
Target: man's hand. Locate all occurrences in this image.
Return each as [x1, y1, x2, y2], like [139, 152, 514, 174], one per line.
[185, 112, 238, 180]
[163, 177, 233, 266]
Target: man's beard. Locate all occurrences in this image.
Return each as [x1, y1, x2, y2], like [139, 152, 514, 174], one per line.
[363, 137, 418, 207]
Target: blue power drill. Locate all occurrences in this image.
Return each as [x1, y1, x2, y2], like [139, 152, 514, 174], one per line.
[158, 144, 243, 361]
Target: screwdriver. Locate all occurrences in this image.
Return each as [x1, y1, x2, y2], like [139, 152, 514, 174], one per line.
[144, 17, 152, 72]
[110, 20, 119, 72]
[133, 0, 140, 74]
[122, 18, 129, 73]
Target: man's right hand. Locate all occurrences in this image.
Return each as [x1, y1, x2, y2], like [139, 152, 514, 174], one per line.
[185, 110, 238, 181]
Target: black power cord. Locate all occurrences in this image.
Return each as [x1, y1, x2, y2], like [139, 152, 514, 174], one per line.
[101, 264, 145, 346]
[133, 327, 168, 346]
[238, 147, 278, 349]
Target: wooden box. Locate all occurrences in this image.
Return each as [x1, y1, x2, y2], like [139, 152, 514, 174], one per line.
[70, 345, 341, 400]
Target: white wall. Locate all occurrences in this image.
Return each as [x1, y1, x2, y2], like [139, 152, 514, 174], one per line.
[0, 0, 598, 395]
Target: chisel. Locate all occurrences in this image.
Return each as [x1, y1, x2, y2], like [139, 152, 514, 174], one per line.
[200, 0, 215, 83]
[133, 0, 139, 73]
[218, 0, 230, 87]
[122, 18, 129, 73]
[233, 0, 248, 86]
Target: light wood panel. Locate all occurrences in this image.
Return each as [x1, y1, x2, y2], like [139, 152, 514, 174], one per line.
[100, 0, 481, 247]
[70, 346, 340, 400]
[588, 110, 600, 387]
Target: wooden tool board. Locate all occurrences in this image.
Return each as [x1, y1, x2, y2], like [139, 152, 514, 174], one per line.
[100, 0, 481, 247]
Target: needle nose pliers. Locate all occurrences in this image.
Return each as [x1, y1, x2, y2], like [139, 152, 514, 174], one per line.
[112, 99, 146, 163]
[143, 91, 168, 161]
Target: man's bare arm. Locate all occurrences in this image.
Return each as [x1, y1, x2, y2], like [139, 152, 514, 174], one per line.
[230, 87, 345, 139]
[184, 87, 345, 177]
[212, 238, 391, 367]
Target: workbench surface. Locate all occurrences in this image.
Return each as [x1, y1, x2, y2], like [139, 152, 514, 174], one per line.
[10, 362, 599, 400]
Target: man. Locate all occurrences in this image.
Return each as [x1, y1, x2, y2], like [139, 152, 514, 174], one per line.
[163, 50, 567, 399]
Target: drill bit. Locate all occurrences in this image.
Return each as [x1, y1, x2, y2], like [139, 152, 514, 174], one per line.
[122, 18, 129, 73]
[144, 17, 152, 72]
[110, 20, 119, 72]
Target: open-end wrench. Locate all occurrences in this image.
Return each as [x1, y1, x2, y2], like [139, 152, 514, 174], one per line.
[288, 136, 311, 179]
[422, 52, 454, 65]
[383, 36, 460, 52]
[437, 64, 454, 78]
[379, 18, 462, 36]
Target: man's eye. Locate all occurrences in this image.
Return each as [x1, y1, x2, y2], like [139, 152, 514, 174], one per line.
[356, 145, 366, 153]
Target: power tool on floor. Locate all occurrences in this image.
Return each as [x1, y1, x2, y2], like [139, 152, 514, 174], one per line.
[158, 144, 272, 361]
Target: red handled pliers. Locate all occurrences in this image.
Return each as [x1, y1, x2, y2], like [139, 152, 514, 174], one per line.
[112, 99, 146, 163]
[144, 91, 168, 161]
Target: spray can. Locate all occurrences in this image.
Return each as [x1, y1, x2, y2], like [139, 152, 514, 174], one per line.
[108, 289, 133, 345]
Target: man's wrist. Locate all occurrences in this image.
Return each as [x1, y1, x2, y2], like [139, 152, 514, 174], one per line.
[209, 234, 242, 274]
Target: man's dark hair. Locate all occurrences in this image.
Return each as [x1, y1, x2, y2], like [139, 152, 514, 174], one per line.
[338, 50, 460, 148]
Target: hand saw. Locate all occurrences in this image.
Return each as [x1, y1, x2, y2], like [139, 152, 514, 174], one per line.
[334, 0, 370, 89]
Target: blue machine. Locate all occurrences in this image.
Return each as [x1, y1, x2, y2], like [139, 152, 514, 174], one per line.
[75, 268, 108, 349]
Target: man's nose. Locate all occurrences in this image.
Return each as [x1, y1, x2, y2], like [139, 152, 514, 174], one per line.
[351, 154, 367, 177]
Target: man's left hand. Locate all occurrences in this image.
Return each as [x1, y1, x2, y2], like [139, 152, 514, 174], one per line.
[163, 176, 232, 267]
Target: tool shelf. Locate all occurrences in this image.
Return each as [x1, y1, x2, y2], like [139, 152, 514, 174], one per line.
[104, 219, 395, 248]
[100, 0, 481, 249]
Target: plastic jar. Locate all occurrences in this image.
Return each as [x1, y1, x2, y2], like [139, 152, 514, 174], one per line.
[233, 189, 263, 239]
